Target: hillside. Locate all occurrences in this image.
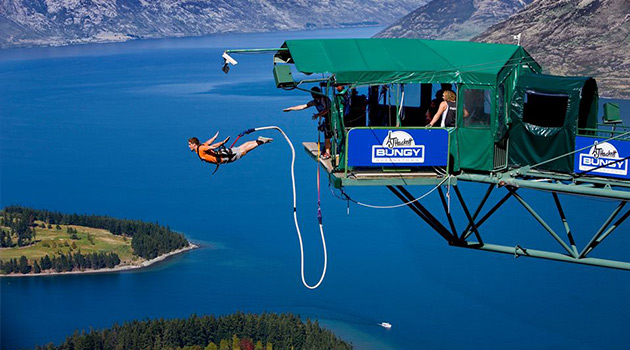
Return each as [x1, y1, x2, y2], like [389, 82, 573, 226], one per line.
[0, 206, 192, 275]
[0, 0, 427, 48]
[375, 0, 533, 40]
[31, 313, 352, 350]
[474, 0, 630, 99]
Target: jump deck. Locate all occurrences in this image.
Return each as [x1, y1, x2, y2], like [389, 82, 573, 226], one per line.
[302, 142, 451, 187]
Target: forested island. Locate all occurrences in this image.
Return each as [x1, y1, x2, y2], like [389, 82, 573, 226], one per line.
[31, 313, 353, 350]
[0, 206, 193, 275]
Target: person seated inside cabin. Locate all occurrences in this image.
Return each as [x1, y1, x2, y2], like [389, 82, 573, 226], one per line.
[188, 132, 273, 166]
[283, 86, 333, 159]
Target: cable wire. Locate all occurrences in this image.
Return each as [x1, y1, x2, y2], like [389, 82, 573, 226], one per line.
[333, 176, 451, 209]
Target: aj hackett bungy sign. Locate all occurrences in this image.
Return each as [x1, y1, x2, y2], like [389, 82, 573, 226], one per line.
[580, 142, 627, 175]
[347, 128, 449, 167]
[575, 136, 630, 180]
[372, 131, 425, 163]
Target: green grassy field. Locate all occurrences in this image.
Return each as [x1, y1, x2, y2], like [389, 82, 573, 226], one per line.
[0, 223, 137, 263]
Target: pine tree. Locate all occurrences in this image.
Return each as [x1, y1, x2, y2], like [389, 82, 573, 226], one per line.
[18, 255, 31, 274]
[232, 335, 241, 350]
[33, 260, 41, 273]
[42, 255, 52, 270]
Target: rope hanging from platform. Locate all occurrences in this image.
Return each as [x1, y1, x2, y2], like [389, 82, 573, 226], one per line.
[330, 176, 452, 210]
[239, 126, 328, 290]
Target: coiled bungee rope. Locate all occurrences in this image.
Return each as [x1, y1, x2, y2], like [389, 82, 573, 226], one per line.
[239, 126, 327, 289]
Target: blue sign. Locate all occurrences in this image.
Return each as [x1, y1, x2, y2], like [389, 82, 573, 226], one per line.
[347, 128, 449, 167]
[574, 136, 630, 180]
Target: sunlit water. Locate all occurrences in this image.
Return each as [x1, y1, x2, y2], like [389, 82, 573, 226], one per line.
[1, 28, 630, 350]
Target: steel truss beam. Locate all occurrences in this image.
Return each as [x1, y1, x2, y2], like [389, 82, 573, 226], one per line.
[391, 184, 630, 271]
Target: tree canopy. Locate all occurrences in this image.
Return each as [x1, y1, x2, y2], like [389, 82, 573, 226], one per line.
[32, 313, 353, 350]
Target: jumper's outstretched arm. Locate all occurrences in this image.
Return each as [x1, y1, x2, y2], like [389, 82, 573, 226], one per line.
[203, 131, 220, 146]
[209, 136, 230, 150]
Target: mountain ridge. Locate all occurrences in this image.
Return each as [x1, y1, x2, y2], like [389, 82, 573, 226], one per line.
[474, 0, 630, 99]
[0, 0, 428, 48]
[375, 0, 533, 40]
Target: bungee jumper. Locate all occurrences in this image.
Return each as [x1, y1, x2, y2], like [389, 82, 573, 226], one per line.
[190, 125, 330, 289]
[188, 131, 273, 173]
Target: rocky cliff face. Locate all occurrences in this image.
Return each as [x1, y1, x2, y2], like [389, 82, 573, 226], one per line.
[375, 0, 533, 40]
[0, 0, 428, 48]
[474, 0, 630, 99]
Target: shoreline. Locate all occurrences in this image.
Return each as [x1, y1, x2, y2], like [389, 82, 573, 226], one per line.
[0, 243, 198, 278]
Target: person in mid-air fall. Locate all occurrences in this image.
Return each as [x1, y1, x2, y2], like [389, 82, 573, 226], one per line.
[188, 132, 272, 170]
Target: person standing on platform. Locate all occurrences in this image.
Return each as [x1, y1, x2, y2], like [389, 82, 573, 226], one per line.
[283, 86, 332, 159]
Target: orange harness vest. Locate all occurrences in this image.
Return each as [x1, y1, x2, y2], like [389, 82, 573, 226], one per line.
[196, 146, 219, 164]
[196, 145, 236, 166]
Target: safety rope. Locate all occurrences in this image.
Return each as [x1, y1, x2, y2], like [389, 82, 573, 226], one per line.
[331, 176, 451, 209]
[317, 118, 323, 226]
[242, 126, 328, 290]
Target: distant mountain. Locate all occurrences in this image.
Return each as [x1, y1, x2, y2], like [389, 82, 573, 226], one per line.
[0, 0, 428, 48]
[474, 0, 630, 99]
[375, 0, 533, 40]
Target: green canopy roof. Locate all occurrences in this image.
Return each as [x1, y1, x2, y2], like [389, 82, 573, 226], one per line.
[275, 38, 540, 85]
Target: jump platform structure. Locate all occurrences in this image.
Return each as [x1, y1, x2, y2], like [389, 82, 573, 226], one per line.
[231, 38, 630, 270]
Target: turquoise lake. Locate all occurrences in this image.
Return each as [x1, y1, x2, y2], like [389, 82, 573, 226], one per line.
[1, 27, 630, 350]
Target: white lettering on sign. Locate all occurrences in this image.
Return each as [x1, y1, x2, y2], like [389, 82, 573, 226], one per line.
[372, 130, 425, 164]
[578, 141, 628, 176]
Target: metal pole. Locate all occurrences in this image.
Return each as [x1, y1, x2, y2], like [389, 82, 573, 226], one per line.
[462, 190, 514, 240]
[225, 48, 288, 53]
[578, 201, 627, 258]
[552, 193, 578, 256]
[390, 186, 455, 242]
[457, 242, 630, 271]
[457, 173, 630, 201]
[453, 185, 484, 245]
[508, 188, 577, 258]
[387, 186, 453, 242]
[437, 187, 458, 239]
[461, 184, 495, 240]
[581, 208, 630, 258]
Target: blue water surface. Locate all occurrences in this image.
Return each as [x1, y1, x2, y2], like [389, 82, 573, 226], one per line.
[1, 28, 630, 350]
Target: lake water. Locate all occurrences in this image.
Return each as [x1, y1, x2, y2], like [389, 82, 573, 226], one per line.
[1, 27, 630, 350]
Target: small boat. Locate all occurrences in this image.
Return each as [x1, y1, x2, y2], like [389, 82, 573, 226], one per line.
[379, 322, 392, 329]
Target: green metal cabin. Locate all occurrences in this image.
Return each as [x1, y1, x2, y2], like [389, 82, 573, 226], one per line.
[226, 38, 630, 270]
[271, 38, 613, 186]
